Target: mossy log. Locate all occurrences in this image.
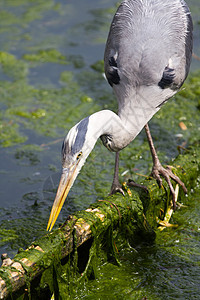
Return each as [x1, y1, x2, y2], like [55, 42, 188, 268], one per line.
[0, 146, 199, 299]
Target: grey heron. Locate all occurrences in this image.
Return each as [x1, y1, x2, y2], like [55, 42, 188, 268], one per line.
[47, 0, 193, 231]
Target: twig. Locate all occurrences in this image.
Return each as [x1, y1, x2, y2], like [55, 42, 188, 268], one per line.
[192, 53, 200, 61]
[40, 138, 63, 148]
[98, 200, 121, 218]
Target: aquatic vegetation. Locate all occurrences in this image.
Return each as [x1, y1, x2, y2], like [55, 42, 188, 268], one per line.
[0, 145, 199, 299]
[15, 144, 42, 166]
[0, 0, 200, 298]
[0, 229, 18, 247]
[0, 52, 101, 147]
[0, 51, 28, 80]
[23, 49, 68, 64]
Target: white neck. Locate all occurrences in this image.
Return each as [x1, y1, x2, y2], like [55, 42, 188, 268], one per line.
[87, 105, 159, 152]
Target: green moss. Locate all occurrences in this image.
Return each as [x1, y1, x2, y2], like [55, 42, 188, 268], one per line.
[0, 268, 13, 297]
[80, 95, 93, 103]
[68, 55, 85, 69]
[0, 0, 199, 297]
[91, 60, 104, 73]
[15, 145, 42, 165]
[0, 118, 27, 147]
[60, 71, 74, 83]
[30, 192, 152, 298]
[23, 49, 68, 64]
[0, 10, 20, 26]
[22, 1, 55, 23]
[0, 229, 18, 247]
[0, 52, 102, 147]
[0, 51, 28, 80]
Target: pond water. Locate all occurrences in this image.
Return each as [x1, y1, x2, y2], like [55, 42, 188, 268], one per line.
[0, 0, 200, 299]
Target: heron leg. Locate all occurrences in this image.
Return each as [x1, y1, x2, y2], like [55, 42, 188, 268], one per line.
[144, 123, 187, 210]
[109, 152, 125, 196]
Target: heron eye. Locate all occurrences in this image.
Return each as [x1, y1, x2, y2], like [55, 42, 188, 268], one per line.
[76, 151, 82, 160]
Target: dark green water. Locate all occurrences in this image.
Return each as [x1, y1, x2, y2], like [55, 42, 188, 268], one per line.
[0, 0, 200, 299]
[74, 185, 200, 300]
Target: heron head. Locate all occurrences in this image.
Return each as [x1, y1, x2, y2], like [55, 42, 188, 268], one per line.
[47, 117, 95, 231]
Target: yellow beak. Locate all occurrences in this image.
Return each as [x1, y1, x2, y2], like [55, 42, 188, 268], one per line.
[47, 164, 78, 231]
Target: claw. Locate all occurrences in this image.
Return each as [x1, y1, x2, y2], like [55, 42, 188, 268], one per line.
[151, 162, 187, 211]
[144, 123, 187, 211]
[152, 170, 163, 188]
[109, 183, 125, 196]
[127, 179, 149, 193]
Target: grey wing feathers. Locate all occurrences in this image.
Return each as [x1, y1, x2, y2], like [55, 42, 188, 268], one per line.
[107, 56, 120, 86]
[180, 0, 193, 82]
[104, 0, 193, 94]
[158, 67, 176, 89]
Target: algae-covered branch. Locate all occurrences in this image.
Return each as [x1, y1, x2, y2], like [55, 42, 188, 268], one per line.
[0, 146, 199, 299]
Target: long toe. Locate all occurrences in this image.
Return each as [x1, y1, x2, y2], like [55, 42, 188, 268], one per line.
[151, 164, 187, 210]
[127, 179, 149, 193]
[151, 169, 163, 188]
[109, 183, 125, 196]
[166, 166, 188, 194]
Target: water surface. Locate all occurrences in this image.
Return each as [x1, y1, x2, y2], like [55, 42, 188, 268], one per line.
[0, 1, 200, 299]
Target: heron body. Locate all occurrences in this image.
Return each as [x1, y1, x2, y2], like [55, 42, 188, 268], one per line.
[104, 0, 192, 149]
[47, 0, 193, 231]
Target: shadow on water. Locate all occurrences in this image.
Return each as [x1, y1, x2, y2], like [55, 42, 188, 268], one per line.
[0, 0, 200, 298]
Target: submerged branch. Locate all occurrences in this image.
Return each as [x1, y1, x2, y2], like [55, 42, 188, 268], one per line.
[0, 145, 199, 299]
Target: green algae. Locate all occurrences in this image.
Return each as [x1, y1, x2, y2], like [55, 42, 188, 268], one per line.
[91, 60, 104, 73]
[1, 187, 155, 298]
[0, 52, 101, 147]
[0, 0, 57, 28]
[57, 148, 200, 300]
[0, 229, 18, 247]
[0, 51, 28, 80]
[0, 73, 198, 299]
[83, 6, 118, 44]
[0, 0, 199, 298]
[0, 0, 72, 55]
[23, 49, 68, 65]
[0, 7, 198, 149]
[5, 144, 198, 299]
[15, 144, 42, 166]
[0, 119, 27, 147]
[1, 59, 200, 295]
[69, 55, 85, 69]
[153, 72, 200, 145]
[0, 10, 20, 27]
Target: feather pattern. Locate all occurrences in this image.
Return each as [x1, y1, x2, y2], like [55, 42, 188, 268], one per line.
[104, 0, 193, 113]
[48, 0, 193, 231]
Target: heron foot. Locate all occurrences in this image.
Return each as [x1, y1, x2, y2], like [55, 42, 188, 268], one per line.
[109, 182, 125, 196]
[127, 179, 149, 193]
[144, 123, 187, 210]
[151, 162, 187, 210]
[109, 151, 125, 196]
